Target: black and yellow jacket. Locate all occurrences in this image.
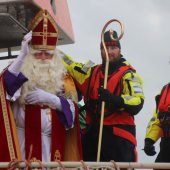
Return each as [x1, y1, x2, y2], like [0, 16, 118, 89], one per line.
[60, 51, 144, 145]
[146, 83, 170, 142]
[145, 110, 161, 144]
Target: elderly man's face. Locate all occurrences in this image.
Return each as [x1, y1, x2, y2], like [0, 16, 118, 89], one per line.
[33, 50, 54, 60]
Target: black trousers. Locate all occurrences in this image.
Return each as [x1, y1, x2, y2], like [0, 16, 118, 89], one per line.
[82, 124, 136, 169]
[155, 137, 170, 162]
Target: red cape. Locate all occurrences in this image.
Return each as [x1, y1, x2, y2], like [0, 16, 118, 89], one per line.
[0, 72, 82, 162]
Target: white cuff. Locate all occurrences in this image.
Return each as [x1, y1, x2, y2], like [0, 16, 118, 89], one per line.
[8, 57, 24, 76]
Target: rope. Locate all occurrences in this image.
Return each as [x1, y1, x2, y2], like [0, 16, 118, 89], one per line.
[29, 158, 43, 170]
[80, 160, 89, 170]
[7, 144, 44, 170]
[110, 160, 120, 170]
[56, 160, 66, 170]
[8, 158, 23, 170]
[25, 144, 33, 170]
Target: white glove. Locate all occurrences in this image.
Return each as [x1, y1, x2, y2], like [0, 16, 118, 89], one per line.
[24, 88, 61, 110]
[8, 31, 32, 76]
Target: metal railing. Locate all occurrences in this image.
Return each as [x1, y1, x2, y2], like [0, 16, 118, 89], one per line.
[1, 161, 170, 169]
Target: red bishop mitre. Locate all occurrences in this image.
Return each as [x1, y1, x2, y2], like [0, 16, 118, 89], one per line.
[29, 9, 58, 50]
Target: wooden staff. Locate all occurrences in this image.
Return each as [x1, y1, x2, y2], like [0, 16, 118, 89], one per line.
[97, 19, 124, 162]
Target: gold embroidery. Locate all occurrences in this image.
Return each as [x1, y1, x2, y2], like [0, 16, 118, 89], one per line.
[0, 77, 15, 159]
[54, 150, 61, 161]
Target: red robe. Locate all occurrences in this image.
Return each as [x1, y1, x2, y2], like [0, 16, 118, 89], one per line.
[0, 74, 22, 161]
[0, 72, 82, 162]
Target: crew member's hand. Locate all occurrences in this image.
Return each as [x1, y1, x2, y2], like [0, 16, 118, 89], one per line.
[25, 88, 61, 110]
[143, 138, 156, 156]
[98, 88, 113, 102]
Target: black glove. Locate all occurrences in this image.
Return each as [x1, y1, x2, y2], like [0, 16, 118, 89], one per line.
[98, 88, 112, 102]
[98, 88, 124, 106]
[143, 138, 156, 156]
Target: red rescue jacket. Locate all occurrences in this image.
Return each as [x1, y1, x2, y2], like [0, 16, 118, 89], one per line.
[157, 83, 170, 137]
[85, 64, 135, 125]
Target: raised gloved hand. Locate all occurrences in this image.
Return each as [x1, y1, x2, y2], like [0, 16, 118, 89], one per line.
[24, 88, 61, 110]
[8, 31, 32, 76]
[20, 31, 32, 57]
[143, 138, 156, 156]
[98, 88, 124, 106]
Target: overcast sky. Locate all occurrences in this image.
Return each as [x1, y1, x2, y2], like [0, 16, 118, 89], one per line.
[0, 0, 170, 164]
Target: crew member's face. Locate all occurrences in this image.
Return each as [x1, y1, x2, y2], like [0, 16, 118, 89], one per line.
[101, 46, 121, 63]
[33, 50, 54, 60]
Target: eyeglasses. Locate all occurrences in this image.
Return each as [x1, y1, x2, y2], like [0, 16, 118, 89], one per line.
[33, 50, 54, 60]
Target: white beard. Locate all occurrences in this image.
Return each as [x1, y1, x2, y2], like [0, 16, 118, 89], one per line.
[18, 50, 66, 106]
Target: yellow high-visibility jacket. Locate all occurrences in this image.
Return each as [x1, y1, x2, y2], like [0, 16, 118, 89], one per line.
[145, 110, 161, 142]
[60, 51, 144, 117]
[60, 51, 145, 146]
[145, 83, 170, 142]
